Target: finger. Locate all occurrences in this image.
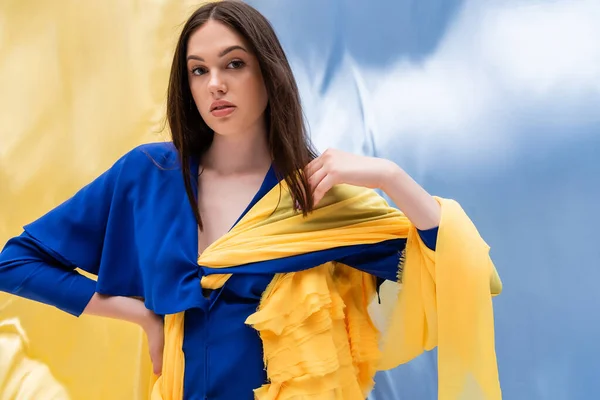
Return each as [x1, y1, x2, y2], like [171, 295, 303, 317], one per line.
[305, 156, 324, 179]
[151, 341, 164, 375]
[308, 166, 327, 192]
[151, 350, 160, 375]
[313, 174, 333, 207]
[157, 337, 165, 375]
[153, 354, 162, 375]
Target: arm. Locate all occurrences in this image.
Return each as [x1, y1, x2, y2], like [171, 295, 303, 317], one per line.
[0, 155, 124, 316]
[306, 149, 441, 281]
[0, 233, 98, 316]
[378, 161, 441, 230]
[306, 149, 441, 230]
[0, 151, 136, 316]
[336, 227, 438, 282]
[83, 293, 153, 325]
[0, 149, 164, 374]
[305, 149, 501, 295]
[83, 292, 164, 375]
[0, 233, 157, 326]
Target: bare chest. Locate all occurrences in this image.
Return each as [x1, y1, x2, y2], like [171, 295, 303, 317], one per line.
[196, 171, 265, 256]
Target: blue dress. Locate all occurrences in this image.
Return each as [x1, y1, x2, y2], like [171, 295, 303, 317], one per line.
[0, 143, 437, 399]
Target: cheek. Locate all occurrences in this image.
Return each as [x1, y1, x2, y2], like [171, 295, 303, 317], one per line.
[189, 80, 209, 114]
[258, 83, 268, 108]
[247, 77, 268, 114]
[189, 80, 203, 103]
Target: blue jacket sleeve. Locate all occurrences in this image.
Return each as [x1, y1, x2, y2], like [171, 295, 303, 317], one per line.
[337, 226, 439, 282]
[0, 153, 130, 317]
[0, 233, 97, 316]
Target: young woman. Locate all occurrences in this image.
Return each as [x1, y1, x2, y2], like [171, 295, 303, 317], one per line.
[0, 1, 502, 399]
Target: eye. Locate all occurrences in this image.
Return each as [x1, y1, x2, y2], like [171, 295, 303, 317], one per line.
[227, 59, 245, 69]
[191, 66, 207, 76]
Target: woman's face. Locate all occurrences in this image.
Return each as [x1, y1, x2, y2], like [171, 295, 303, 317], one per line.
[186, 20, 269, 137]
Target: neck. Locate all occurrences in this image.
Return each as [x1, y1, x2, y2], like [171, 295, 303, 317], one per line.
[202, 126, 271, 175]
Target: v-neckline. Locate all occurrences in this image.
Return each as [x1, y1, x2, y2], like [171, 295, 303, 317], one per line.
[227, 164, 275, 232]
[191, 158, 277, 261]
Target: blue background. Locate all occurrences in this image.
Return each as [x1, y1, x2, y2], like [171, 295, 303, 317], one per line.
[248, 1, 600, 399]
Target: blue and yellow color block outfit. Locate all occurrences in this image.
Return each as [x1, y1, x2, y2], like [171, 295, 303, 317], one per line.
[0, 143, 502, 399]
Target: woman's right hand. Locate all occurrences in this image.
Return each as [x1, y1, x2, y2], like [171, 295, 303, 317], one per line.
[141, 311, 165, 376]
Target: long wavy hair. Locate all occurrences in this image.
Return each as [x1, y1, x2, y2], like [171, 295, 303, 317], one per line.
[166, 0, 317, 229]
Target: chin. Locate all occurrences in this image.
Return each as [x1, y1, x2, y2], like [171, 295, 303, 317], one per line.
[207, 121, 243, 137]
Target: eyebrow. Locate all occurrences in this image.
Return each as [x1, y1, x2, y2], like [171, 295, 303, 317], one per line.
[186, 45, 248, 62]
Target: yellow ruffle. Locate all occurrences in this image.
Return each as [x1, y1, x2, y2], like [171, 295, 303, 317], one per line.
[245, 263, 380, 400]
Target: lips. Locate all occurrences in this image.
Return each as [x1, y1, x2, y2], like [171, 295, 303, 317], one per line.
[210, 100, 237, 118]
[210, 100, 236, 112]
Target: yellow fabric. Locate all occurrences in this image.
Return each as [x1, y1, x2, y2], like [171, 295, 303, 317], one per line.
[1, 2, 501, 398]
[156, 183, 502, 400]
[151, 314, 185, 400]
[0, 1, 208, 398]
[0, 319, 70, 400]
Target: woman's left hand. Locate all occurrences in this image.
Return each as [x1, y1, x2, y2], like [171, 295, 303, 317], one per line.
[305, 148, 396, 206]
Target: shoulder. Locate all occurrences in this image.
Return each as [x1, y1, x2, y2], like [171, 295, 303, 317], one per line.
[112, 141, 182, 176]
[91, 141, 183, 195]
[123, 141, 180, 167]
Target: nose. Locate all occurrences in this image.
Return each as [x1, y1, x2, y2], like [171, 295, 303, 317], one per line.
[207, 71, 227, 95]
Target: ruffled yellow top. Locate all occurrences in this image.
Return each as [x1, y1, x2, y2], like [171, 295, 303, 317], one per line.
[152, 183, 502, 400]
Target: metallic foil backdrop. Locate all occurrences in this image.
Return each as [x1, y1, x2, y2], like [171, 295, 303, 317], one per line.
[1, 0, 599, 399]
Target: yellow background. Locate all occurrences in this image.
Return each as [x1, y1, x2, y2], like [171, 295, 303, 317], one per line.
[0, 1, 207, 398]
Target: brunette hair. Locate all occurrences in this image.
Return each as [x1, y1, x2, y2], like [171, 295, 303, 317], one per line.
[166, 0, 317, 229]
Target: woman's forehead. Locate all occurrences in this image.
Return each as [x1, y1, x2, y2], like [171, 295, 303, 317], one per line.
[187, 21, 248, 57]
